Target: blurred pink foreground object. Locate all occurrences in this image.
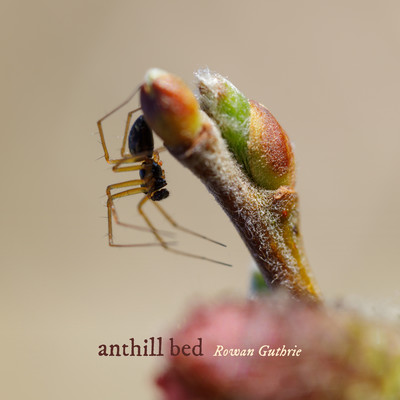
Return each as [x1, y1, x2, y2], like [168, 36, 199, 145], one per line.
[156, 294, 400, 400]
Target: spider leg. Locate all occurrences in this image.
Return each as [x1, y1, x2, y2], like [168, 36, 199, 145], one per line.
[96, 86, 140, 164]
[154, 146, 166, 153]
[138, 197, 231, 267]
[106, 179, 145, 198]
[151, 202, 226, 247]
[120, 107, 141, 157]
[106, 182, 171, 247]
[112, 157, 147, 173]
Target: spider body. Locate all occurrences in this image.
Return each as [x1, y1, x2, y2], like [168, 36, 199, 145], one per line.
[139, 160, 169, 201]
[96, 88, 230, 266]
[129, 115, 169, 202]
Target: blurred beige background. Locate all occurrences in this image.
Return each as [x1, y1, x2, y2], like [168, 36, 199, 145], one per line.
[1, 0, 399, 398]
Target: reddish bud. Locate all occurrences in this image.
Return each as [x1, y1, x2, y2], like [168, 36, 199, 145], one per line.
[140, 69, 202, 148]
[248, 101, 295, 189]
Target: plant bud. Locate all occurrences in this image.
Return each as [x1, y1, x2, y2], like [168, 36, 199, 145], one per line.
[196, 70, 295, 190]
[140, 68, 202, 148]
[195, 69, 251, 172]
[248, 101, 296, 189]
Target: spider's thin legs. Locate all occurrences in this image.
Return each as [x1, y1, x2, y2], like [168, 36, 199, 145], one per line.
[121, 107, 141, 157]
[106, 179, 145, 196]
[137, 196, 166, 245]
[107, 180, 175, 242]
[152, 202, 227, 247]
[107, 180, 149, 234]
[107, 185, 156, 247]
[97, 119, 120, 164]
[154, 146, 167, 154]
[96, 123, 149, 167]
[138, 197, 232, 267]
[97, 86, 141, 164]
[112, 163, 144, 173]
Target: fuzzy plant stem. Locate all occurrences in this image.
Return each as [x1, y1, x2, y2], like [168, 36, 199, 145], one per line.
[172, 117, 316, 299]
[140, 69, 320, 302]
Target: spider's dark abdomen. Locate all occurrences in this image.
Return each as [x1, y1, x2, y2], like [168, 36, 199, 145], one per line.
[128, 115, 154, 156]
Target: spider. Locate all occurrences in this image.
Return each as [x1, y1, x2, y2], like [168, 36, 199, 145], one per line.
[97, 88, 230, 267]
